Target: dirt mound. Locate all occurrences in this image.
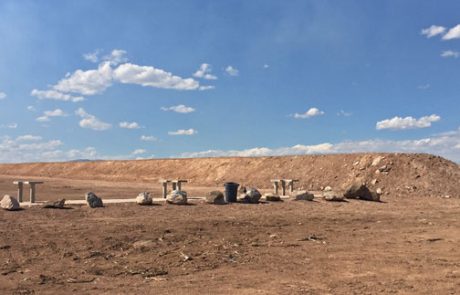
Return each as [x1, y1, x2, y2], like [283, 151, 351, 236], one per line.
[0, 153, 458, 197]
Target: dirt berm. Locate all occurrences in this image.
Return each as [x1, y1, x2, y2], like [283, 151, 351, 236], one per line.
[0, 153, 458, 197]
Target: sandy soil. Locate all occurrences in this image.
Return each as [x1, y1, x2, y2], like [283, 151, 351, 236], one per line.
[0, 176, 459, 294]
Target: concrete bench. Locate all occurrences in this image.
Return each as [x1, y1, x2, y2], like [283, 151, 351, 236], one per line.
[159, 179, 188, 198]
[13, 181, 44, 203]
[270, 179, 299, 196]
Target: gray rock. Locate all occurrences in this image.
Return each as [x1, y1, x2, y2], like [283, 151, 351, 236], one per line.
[241, 188, 261, 203]
[344, 184, 380, 202]
[291, 190, 314, 201]
[1, 195, 20, 211]
[166, 190, 187, 205]
[323, 186, 332, 192]
[323, 191, 345, 202]
[136, 192, 153, 205]
[206, 191, 227, 205]
[43, 198, 66, 209]
[264, 194, 281, 202]
[85, 192, 103, 208]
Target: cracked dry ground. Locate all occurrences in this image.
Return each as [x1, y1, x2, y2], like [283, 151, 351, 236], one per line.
[0, 193, 459, 294]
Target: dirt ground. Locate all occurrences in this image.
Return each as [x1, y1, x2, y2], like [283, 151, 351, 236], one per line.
[0, 175, 459, 294]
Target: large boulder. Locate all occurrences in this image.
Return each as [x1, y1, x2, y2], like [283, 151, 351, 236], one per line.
[1, 195, 20, 211]
[166, 190, 187, 205]
[42, 198, 66, 209]
[85, 192, 103, 208]
[240, 188, 261, 204]
[136, 192, 153, 205]
[264, 194, 281, 202]
[206, 191, 227, 205]
[323, 191, 345, 202]
[344, 184, 380, 202]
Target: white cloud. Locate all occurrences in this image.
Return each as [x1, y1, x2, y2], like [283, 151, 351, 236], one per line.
[0, 123, 18, 129]
[75, 108, 111, 131]
[376, 114, 440, 130]
[441, 50, 460, 58]
[193, 63, 217, 80]
[421, 25, 446, 38]
[293, 107, 325, 119]
[27, 106, 36, 112]
[83, 49, 101, 63]
[119, 121, 141, 129]
[36, 116, 50, 122]
[225, 65, 239, 76]
[263, 64, 270, 69]
[177, 127, 460, 162]
[36, 108, 68, 122]
[168, 128, 197, 136]
[102, 49, 128, 66]
[417, 84, 430, 90]
[198, 85, 215, 91]
[30, 89, 84, 102]
[132, 149, 147, 155]
[0, 92, 6, 100]
[161, 104, 195, 114]
[442, 24, 460, 40]
[140, 135, 158, 142]
[337, 110, 352, 117]
[113, 63, 200, 90]
[16, 135, 42, 141]
[53, 62, 113, 96]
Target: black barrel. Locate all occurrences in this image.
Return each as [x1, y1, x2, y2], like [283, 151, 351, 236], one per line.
[224, 182, 239, 203]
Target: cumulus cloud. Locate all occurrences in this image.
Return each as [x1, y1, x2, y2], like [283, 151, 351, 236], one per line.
[225, 65, 239, 76]
[421, 25, 446, 38]
[75, 108, 111, 131]
[54, 62, 113, 96]
[0, 92, 6, 100]
[161, 104, 195, 114]
[376, 114, 441, 130]
[36, 109, 68, 122]
[30, 89, 84, 102]
[83, 49, 101, 63]
[119, 121, 141, 129]
[193, 63, 217, 80]
[131, 149, 147, 155]
[16, 135, 42, 141]
[441, 50, 460, 58]
[442, 24, 460, 40]
[140, 135, 158, 142]
[113, 63, 200, 90]
[293, 107, 325, 119]
[168, 128, 197, 136]
[102, 49, 128, 66]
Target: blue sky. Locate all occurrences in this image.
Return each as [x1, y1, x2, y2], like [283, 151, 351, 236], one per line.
[0, 0, 459, 162]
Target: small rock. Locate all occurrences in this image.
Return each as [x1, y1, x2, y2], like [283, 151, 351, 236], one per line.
[85, 192, 103, 208]
[376, 188, 383, 195]
[371, 179, 378, 186]
[323, 191, 345, 202]
[291, 190, 314, 201]
[240, 188, 261, 204]
[136, 192, 153, 205]
[42, 199, 66, 209]
[323, 186, 332, 192]
[264, 194, 281, 202]
[0, 195, 20, 211]
[166, 190, 187, 205]
[206, 191, 227, 205]
[378, 165, 391, 173]
[371, 156, 385, 166]
[444, 195, 451, 199]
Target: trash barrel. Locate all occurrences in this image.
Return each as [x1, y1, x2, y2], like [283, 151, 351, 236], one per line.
[224, 182, 239, 203]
